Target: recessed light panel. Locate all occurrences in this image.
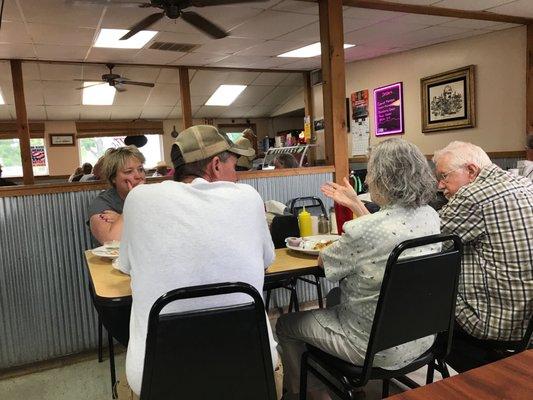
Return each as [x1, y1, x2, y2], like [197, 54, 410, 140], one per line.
[94, 28, 157, 49]
[278, 42, 355, 58]
[205, 85, 247, 106]
[82, 82, 116, 106]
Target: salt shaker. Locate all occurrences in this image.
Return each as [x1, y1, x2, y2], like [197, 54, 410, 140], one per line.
[329, 206, 338, 234]
[318, 214, 329, 234]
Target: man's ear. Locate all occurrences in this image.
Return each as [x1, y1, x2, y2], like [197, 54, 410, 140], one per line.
[465, 163, 481, 182]
[204, 157, 220, 182]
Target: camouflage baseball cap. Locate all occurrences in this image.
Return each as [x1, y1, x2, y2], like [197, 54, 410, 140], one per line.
[175, 125, 255, 164]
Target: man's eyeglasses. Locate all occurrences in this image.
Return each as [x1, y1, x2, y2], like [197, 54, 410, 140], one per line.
[436, 166, 463, 182]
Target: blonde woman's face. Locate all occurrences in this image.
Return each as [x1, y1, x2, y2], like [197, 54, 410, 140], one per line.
[113, 157, 145, 197]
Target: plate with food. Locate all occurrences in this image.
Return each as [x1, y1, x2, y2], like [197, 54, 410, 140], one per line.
[92, 241, 120, 259]
[285, 234, 340, 256]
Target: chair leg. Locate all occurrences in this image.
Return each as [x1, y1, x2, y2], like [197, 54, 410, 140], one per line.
[426, 361, 435, 384]
[437, 359, 450, 379]
[108, 332, 117, 399]
[265, 289, 271, 311]
[382, 379, 390, 398]
[299, 352, 309, 400]
[292, 286, 300, 312]
[98, 315, 103, 362]
[315, 275, 323, 309]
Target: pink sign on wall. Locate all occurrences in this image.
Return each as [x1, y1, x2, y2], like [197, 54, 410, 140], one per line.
[373, 82, 404, 136]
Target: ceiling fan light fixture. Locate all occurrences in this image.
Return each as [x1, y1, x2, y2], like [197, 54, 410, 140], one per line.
[82, 82, 116, 106]
[205, 85, 247, 106]
[94, 28, 157, 49]
[277, 42, 356, 58]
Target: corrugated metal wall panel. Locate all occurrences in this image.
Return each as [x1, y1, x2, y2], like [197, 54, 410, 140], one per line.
[0, 172, 333, 368]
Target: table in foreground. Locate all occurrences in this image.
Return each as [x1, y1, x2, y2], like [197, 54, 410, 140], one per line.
[386, 350, 533, 400]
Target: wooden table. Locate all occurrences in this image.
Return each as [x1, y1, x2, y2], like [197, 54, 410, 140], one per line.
[85, 247, 321, 300]
[386, 350, 533, 400]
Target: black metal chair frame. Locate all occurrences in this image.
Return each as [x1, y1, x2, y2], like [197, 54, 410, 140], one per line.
[140, 282, 277, 400]
[299, 234, 462, 400]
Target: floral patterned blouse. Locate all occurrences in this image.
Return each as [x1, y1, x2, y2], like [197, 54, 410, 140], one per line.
[317, 204, 441, 369]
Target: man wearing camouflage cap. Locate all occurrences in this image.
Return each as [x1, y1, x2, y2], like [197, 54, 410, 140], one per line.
[116, 125, 280, 398]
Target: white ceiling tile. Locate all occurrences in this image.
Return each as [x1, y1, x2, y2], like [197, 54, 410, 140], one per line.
[252, 72, 289, 86]
[81, 64, 111, 80]
[3, 0, 23, 22]
[145, 84, 180, 106]
[45, 105, 80, 120]
[22, 62, 40, 80]
[190, 70, 230, 96]
[229, 11, 317, 40]
[223, 71, 262, 85]
[384, 25, 472, 48]
[0, 85, 14, 104]
[342, 8, 403, 22]
[132, 49, 186, 65]
[193, 106, 225, 118]
[27, 23, 95, 46]
[20, 0, 104, 28]
[150, 30, 210, 46]
[120, 66, 160, 83]
[80, 106, 111, 120]
[274, 22, 320, 43]
[100, 5, 157, 30]
[246, 105, 276, 118]
[191, 95, 209, 106]
[344, 20, 429, 45]
[217, 106, 254, 118]
[85, 48, 141, 63]
[140, 106, 174, 119]
[231, 85, 275, 107]
[23, 81, 45, 105]
[257, 86, 295, 106]
[486, 0, 533, 18]
[156, 68, 180, 84]
[343, 18, 379, 34]
[210, 55, 272, 68]
[42, 81, 81, 105]
[279, 73, 304, 87]
[27, 106, 47, 120]
[0, 62, 12, 82]
[110, 106, 143, 120]
[388, 13, 457, 26]
[0, 44, 36, 59]
[433, 0, 513, 12]
[113, 85, 152, 106]
[273, 58, 320, 70]
[235, 40, 306, 57]
[0, 21, 32, 44]
[486, 22, 522, 31]
[171, 52, 228, 66]
[438, 18, 508, 30]
[39, 64, 83, 81]
[167, 106, 183, 118]
[182, 5, 263, 31]
[34, 45, 90, 61]
[0, 107, 14, 120]
[245, 57, 302, 69]
[272, 1, 319, 15]
[386, 0, 438, 4]
[193, 37, 260, 55]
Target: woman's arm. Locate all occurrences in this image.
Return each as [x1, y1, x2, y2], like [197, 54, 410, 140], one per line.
[321, 177, 370, 217]
[89, 211, 124, 244]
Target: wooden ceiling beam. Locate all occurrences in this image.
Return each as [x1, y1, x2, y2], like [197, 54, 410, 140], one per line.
[301, 0, 533, 25]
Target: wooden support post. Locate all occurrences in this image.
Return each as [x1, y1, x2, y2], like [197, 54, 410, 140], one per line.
[179, 66, 192, 130]
[303, 71, 316, 165]
[319, 0, 349, 183]
[10, 59, 34, 185]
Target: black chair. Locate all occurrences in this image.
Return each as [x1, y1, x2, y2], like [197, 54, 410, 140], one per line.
[140, 282, 277, 400]
[299, 234, 462, 400]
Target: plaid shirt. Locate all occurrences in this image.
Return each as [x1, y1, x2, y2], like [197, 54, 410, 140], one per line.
[440, 164, 533, 341]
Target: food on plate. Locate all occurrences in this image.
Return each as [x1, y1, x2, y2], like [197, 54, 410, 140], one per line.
[286, 237, 302, 247]
[104, 240, 120, 250]
[312, 240, 335, 251]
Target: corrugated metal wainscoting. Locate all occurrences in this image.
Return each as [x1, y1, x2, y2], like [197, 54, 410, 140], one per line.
[0, 171, 335, 368]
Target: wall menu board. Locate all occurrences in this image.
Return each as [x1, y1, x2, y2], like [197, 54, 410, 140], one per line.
[373, 82, 404, 136]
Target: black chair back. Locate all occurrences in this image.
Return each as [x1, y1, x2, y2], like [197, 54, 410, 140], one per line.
[140, 282, 276, 400]
[289, 196, 327, 217]
[360, 234, 462, 382]
[270, 215, 300, 249]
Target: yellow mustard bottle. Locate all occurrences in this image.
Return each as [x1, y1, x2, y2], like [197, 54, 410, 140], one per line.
[298, 207, 313, 237]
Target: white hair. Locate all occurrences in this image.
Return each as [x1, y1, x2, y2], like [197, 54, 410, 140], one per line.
[433, 141, 492, 169]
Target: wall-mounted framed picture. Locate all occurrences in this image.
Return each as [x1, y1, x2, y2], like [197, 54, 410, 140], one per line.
[373, 82, 404, 136]
[49, 134, 75, 146]
[421, 65, 476, 133]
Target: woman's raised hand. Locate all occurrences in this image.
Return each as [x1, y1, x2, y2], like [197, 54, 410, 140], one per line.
[320, 177, 359, 209]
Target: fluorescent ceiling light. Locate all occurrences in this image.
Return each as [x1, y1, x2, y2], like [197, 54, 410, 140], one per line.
[94, 28, 157, 49]
[205, 85, 247, 106]
[277, 42, 355, 58]
[0, 89, 4, 105]
[82, 82, 116, 106]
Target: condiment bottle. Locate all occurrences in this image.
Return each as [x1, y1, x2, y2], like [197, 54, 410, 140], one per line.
[298, 207, 313, 237]
[318, 214, 329, 234]
[329, 206, 337, 234]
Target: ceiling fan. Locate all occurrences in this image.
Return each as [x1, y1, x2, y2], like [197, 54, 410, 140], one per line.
[70, 0, 268, 40]
[74, 63, 155, 92]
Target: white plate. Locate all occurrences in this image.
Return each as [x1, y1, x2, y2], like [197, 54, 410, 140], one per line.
[286, 234, 340, 256]
[91, 246, 120, 259]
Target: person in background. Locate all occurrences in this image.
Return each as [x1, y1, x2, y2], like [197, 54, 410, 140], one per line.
[242, 127, 257, 150]
[68, 167, 83, 182]
[87, 146, 146, 245]
[517, 133, 533, 181]
[0, 164, 17, 186]
[433, 141, 533, 372]
[82, 156, 104, 182]
[115, 125, 280, 399]
[234, 136, 256, 171]
[151, 161, 170, 177]
[277, 138, 440, 400]
[274, 153, 299, 169]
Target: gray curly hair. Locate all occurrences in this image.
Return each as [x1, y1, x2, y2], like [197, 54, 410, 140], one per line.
[367, 138, 436, 208]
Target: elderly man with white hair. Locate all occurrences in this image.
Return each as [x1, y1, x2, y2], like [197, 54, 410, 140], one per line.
[433, 141, 533, 372]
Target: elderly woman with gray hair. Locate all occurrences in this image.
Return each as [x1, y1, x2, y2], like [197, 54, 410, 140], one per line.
[276, 138, 441, 400]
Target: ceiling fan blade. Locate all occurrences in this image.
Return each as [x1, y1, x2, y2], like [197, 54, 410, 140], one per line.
[181, 11, 227, 39]
[120, 12, 165, 40]
[120, 81, 155, 87]
[114, 84, 127, 92]
[75, 82, 106, 90]
[190, 0, 268, 6]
